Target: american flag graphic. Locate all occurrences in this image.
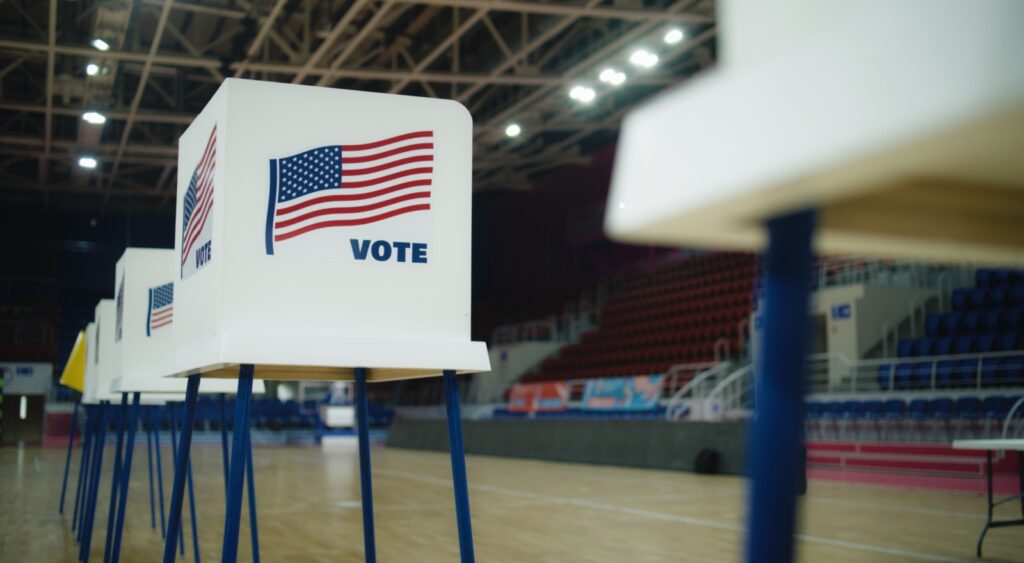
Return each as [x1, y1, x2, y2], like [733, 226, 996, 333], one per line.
[181, 126, 217, 272]
[146, 282, 173, 336]
[264, 131, 433, 254]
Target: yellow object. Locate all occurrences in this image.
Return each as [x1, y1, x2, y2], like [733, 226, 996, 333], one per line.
[59, 330, 87, 392]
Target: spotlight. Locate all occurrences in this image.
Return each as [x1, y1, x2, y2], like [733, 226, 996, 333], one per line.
[569, 85, 596, 104]
[664, 28, 684, 45]
[91, 38, 110, 51]
[505, 123, 521, 138]
[86, 63, 100, 76]
[78, 156, 98, 169]
[629, 49, 659, 69]
[82, 111, 106, 125]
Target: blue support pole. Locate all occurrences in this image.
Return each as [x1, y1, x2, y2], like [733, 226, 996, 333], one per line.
[167, 404, 187, 558]
[80, 402, 109, 562]
[245, 414, 261, 563]
[111, 393, 141, 563]
[220, 365, 254, 563]
[77, 405, 100, 544]
[181, 404, 202, 563]
[220, 393, 230, 492]
[73, 405, 94, 533]
[161, 375, 200, 563]
[152, 408, 167, 539]
[354, 367, 377, 563]
[443, 370, 475, 563]
[744, 210, 815, 563]
[60, 400, 80, 514]
[146, 409, 156, 530]
[104, 394, 129, 563]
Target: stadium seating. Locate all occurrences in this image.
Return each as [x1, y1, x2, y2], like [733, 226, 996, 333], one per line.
[522, 253, 757, 383]
[886, 268, 1024, 389]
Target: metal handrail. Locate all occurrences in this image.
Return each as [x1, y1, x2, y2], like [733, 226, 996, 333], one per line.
[705, 364, 754, 415]
[664, 361, 732, 420]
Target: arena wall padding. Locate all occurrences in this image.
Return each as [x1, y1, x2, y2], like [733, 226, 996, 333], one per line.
[386, 419, 748, 475]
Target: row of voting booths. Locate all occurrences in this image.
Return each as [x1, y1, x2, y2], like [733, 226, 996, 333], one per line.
[58, 79, 490, 563]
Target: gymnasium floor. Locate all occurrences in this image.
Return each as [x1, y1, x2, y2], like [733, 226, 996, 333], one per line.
[1, 444, 1022, 562]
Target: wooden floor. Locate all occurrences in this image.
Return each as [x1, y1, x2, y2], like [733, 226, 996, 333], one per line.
[1, 441, 1022, 562]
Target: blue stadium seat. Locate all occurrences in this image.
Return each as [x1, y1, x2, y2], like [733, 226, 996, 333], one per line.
[1007, 306, 1024, 330]
[953, 336, 975, 355]
[897, 339, 914, 357]
[876, 364, 895, 390]
[992, 269, 1011, 287]
[962, 311, 982, 333]
[976, 333, 997, 353]
[980, 396, 1006, 418]
[930, 398, 956, 422]
[894, 363, 915, 389]
[952, 289, 970, 310]
[976, 268, 994, 287]
[942, 312, 962, 335]
[955, 397, 982, 421]
[980, 358, 1004, 387]
[997, 332, 1021, 351]
[1003, 356, 1024, 386]
[907, 399, 930, 420]
[935, 360, 958, 388]
[912, 337, 933, 357]
[882, 399, 905, 421]
[969, 289, 987, 309]
[981, 309, 1003, 332]
[1011, 285, 1024, 305]
[989, 287, 1008, 307]
[934, 337, 954, 355]
[925, 314, 941, 336]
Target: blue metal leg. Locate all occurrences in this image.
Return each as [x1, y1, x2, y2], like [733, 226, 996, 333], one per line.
[245, 415, 260, 563]
[146, 409, 156, 530]
[355, 367, 377, 563]
[443, 370, 475, 563]
[81, 402, 109, 562]
[744, 210, 815, 563]
[161, 375, 200, 563]
[153, 408, 166, 539]
[60, 400, 80, 514]
[104, 397, 130, 563]
[111, 393, 141, 562]
[167, 405, 187, 558]
[73, 405, 94, 533]
[220, 393, 230, 493]
[181, 404, 202, 563]
[77, 406, 100, 545]
[220, 365, 254, 563]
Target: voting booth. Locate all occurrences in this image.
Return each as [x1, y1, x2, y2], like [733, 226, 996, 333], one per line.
[171, 78, 489, 382]
[111, 247, 255, 397]
[164, 78, 488, 563]
[605, 2, 1024, 562]
[84, 301, 120, 404]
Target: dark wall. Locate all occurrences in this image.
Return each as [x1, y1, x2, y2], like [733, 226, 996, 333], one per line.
[0, 206, 173, 371]
[387, 419, 748, 475]
[471, 144, 672, 340]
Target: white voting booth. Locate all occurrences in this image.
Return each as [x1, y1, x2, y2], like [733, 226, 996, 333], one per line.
[81, 322, 99, 405]
[111, 247, 260, 397]
[83, 300, 120, 404]
[164, 78, 488, 563]
[170, 78, 489, 382]
[605, 2, 1024, 562]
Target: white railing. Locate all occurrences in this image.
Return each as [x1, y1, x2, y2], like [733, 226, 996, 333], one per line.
[704, 364, 755, 419]
[664, 361, 733, 420]
[806, 350, 1024, 394]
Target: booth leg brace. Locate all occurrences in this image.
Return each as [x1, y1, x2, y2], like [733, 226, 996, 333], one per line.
[355, 367, 377, 563]
[220, 365, 255, 563]
[443, 370, 476, 563]
[161, 375, 200, 563]
[744, 210, 815, 563]
[60, 400, 80, 514]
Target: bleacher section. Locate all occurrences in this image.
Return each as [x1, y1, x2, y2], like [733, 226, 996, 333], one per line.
[881, 268, 1024, 389]
[523, 253, 756, 383]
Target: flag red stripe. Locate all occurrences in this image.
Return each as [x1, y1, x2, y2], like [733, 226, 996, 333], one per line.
[276, 179, 432, 216]
[341, 143, 433, 164]
[340, 167, 432, 189]
[344, 131, 432, 152]
[343, 155, 433, 176]
[181, 192, 213, 264]
[274, 204, 431, 242]
[150, 318, 173, 329]
[274, 191, 430, 229]
[150, 309, 173, 320]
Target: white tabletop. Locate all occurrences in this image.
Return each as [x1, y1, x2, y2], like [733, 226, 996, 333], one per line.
[952, 439, 1024, 452]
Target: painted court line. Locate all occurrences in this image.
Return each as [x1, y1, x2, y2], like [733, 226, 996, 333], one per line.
[377, 469, 968, 562]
